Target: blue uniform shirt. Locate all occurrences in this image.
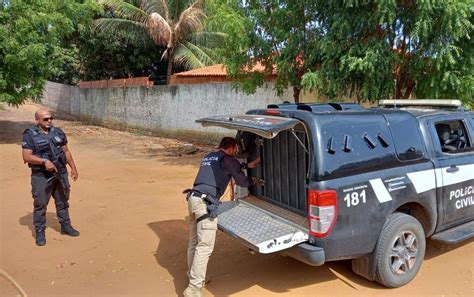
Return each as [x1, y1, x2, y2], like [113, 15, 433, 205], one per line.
[193, 150, 254, 199]
[22, 125, 68, 154]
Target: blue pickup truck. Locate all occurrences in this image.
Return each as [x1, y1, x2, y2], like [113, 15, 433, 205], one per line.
[197, 99, 474, 287]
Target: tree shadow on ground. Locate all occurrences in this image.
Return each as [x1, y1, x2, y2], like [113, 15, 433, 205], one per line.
[147, 219, 189, 296]
[0, 121, 31, 144]
[19, 212, 62, 237]
[147, 219, 387, 297]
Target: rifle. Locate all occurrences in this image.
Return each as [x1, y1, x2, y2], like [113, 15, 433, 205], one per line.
[44, 140, 69, 190]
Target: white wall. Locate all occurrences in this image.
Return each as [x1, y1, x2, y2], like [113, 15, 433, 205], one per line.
[42, 81, 293, 138]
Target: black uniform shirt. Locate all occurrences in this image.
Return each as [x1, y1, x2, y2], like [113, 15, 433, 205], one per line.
[193, 150, 254, 199]
[22, 126, 68, 156]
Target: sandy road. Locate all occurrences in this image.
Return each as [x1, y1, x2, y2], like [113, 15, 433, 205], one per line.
[0, 103, 473, 297]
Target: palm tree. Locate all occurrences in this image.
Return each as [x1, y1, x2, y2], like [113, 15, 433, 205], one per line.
[95, 0, 223, 83]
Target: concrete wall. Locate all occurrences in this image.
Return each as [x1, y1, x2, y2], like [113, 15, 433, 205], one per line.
[42, 81, 81, 115]
[42, 81, 293, 138]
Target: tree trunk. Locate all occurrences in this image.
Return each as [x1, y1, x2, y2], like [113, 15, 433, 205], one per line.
[395, 79, 402, 99]
[394, 78, 415, 99]
[166, 58, 173, 84]
[293, 86, 301, 103]
[402, 79, 415, 99]
[166, 48, 174, 84]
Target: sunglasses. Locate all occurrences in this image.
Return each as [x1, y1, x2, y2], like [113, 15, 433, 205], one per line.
[42, 117, 54, 122]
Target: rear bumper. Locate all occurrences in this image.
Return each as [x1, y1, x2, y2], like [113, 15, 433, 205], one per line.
[279, 242, 325, 266]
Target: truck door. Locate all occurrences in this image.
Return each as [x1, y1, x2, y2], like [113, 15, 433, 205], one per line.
[430, 117, 474, 230]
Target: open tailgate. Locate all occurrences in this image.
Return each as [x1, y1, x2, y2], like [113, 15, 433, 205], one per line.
[217, 200, 308, 254]
[196, 115, 300, 139]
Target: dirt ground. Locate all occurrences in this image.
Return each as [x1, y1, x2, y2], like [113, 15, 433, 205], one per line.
[0, 103, 473, 297]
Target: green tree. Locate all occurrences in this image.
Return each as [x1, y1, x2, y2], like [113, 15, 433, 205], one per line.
[0, 0, 100, 105]
[95, 0, 225, 83]
[224, 1, 472, 105]
[48, 0, 102, 85]
[51, 3, 166, 85]
[303, 0, 473, 105]
[75, 25, 166, 83]
[220, 0, 321, 103]
[1, 0, 71, 105]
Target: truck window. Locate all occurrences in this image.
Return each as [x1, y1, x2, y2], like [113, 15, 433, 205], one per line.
[434, 120, 471, 153]
[384, 113, 424, 161]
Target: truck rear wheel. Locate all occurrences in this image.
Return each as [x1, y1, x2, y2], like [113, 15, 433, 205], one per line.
[374, 212, 426, 288]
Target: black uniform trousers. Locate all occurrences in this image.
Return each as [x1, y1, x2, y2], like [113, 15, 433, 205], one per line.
[31, 171, 71, 233]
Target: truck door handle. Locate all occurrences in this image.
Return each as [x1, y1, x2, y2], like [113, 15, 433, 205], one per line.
[446, 166, 459, 173]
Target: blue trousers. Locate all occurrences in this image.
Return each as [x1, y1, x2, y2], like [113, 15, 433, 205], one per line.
[31, 172, 71, 233]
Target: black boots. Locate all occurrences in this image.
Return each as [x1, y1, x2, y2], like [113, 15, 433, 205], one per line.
[35, 225, 79, 246]
[61, 225, 80, 237]
[35, 231, 46, 246]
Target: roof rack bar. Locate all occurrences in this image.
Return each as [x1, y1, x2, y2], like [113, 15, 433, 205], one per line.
[379, 99, 462, 108]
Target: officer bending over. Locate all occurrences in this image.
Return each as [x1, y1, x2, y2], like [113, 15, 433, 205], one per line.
[22, 109, 80, 246]
[184, 137, 260, 297]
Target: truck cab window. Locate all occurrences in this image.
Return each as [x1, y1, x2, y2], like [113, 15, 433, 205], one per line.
[435, 120, 471, 153]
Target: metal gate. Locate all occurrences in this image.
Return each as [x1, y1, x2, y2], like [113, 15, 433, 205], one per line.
[250, 126, 309, 215]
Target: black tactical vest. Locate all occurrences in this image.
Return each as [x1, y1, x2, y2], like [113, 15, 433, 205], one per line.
[193, 150, 230, 199]
[25, 126, 67, 172]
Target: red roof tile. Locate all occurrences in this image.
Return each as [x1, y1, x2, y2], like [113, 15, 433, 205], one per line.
[174, 64, 228, 77]
[173, 62, 277, 77]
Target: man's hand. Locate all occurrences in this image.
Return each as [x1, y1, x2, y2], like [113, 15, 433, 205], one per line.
[251, 177, 265, 186]
[44, 160, 57, 172]
[247, 156, 261, 169]
[71, 168, 79, 181]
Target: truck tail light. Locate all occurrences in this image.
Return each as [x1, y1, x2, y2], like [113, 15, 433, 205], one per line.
[265, 109, 281, 116]
[308, 189, 338, 238]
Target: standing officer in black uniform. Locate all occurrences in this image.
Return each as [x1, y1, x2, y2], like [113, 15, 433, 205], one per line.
[22, 109, 80, 246]
[183, 137, 260, 297]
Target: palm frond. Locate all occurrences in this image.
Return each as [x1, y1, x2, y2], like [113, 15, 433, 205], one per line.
[126, 0, 141, 6]
[190, 31, 227, 48]
[168, 0, 198, 20]
[174, 41, 216, 69]
[159, 0, 169, 21]
[174, 3, 206, 43]
[140, 0, 169, 20]
[148, 12, 172, 46]
[98, 0, 149, 24]
[161, 47, 171, 61]
[94, 18, 154, 47]
[174, 45, 204, 69]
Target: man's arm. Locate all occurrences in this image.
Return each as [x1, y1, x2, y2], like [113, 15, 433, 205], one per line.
[223, 156, 254, 187]
[62, 145, 78, 181]
[22, 131, 57, 172]
[22, 149, 57, 172]
[241, 156, 261, 170]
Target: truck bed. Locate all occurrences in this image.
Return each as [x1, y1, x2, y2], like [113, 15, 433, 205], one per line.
[217, 195, 309, 254]
[243, 195, 308, 228]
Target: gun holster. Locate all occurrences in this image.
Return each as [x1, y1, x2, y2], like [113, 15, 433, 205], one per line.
[182, 188, 192, 201]
[203, 195, 220, 218]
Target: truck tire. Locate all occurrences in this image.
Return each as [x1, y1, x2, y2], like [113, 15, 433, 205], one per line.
[374, 212, 426, 288]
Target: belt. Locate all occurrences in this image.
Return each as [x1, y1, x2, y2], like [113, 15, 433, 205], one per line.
[183, 189, 216, 223]
[196, 213, 210, 223]
[185, 190, 212, 223]
[191, 191, 209, 199]
[184, 189, 209, 201]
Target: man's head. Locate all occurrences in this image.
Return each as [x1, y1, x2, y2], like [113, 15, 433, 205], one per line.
[218, 137, 238, 156]
[35, 109, 53, 131]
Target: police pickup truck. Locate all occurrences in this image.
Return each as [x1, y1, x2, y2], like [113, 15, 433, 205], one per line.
[197, 99, 474, 287]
